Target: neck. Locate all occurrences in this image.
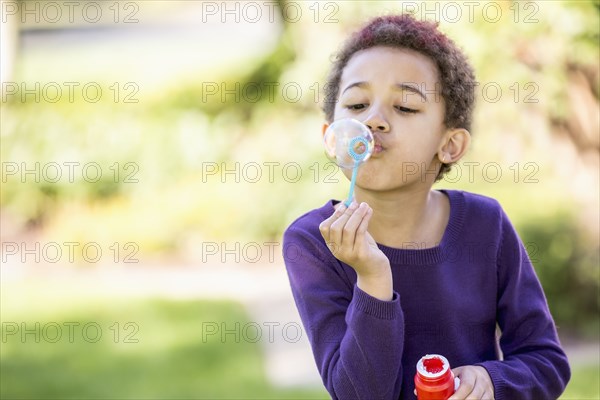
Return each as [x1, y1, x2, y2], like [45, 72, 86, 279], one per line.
[354, 186, 445, 248]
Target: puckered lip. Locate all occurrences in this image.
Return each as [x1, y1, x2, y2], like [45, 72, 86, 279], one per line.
[372, 134, 385, 154]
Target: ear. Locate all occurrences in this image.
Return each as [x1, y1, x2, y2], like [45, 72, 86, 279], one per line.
[322, 123, 329, 138]
[437, 128, 471, 164]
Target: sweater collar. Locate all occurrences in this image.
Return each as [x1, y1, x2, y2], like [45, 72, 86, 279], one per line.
[325, 189, 466, 266]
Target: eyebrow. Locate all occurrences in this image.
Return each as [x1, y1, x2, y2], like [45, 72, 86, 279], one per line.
[341, 81, 428, 101]
[395, 83, 428, 101]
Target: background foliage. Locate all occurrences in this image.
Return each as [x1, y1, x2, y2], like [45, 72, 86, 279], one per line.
[1, 0, 598, 398]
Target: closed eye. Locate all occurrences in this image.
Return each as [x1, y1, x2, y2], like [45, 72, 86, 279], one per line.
[346, 104, 367, 111]
[396, 106, 418, 114]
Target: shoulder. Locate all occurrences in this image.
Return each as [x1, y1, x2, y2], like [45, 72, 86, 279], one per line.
[282, 200, 349, 283]
[441, 189, 512, 246]
[447, 189, 505, 224]
[282, 200, 337, 253]
[284, 200, 336, 239]
[445, 190, 524, 256]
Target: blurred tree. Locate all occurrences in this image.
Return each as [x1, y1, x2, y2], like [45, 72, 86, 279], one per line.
[1, 0, 598, 336]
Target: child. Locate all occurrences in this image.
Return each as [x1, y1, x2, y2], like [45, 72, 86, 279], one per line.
[282, 14, 570, 400]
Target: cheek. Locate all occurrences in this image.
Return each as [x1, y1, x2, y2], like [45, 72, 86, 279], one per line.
[390, 119, 444, 152]
[353, 163, 404, 191]
[354, 159, 402, 184]
[334, 106, 352, 120]
[385, 138, 431, 165]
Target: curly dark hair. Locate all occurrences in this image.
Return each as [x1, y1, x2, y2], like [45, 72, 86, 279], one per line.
[323, 14, 476, 180]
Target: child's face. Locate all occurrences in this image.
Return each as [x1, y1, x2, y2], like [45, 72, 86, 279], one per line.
[331, 46, 449, 191]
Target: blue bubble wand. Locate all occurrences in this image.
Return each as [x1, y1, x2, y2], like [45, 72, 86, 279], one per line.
[344, 136, 370, 206]
[323, 119, 374, 207]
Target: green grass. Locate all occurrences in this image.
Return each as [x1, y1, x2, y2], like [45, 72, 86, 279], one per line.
[1, 295, 328, 399]
[1, 283, 596, 400]
[560, 364, 600, 400]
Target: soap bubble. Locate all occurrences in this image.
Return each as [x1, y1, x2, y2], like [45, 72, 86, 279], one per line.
[323, 118, 374, 169]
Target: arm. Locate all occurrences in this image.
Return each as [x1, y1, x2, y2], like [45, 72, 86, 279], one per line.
[283, 222, 404, 399]
[475, 209, 571, 399]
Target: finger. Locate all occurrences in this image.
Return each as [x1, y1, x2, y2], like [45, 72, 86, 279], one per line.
[452, 366, 465, 376]
[353, 204, 372, 249]
[481, 389, 495, 400]
[465, 377, 485, 400]
[323, 203, 347, 228]
[329, 202, 359, 244]
[319, 203, 347, 242]
[448, 373, 475, 400]
[451, 366, 465, 383]
[340, 203, 370, 250]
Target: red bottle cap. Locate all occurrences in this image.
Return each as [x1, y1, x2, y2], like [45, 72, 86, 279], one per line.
[414, 354, 456, 400]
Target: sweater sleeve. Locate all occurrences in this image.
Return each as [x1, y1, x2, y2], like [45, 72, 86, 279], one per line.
[283, 223, 405, 399]
[476, 209, 571, 399]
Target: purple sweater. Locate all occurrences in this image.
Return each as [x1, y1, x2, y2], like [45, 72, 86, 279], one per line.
[282, 189, 570, 400]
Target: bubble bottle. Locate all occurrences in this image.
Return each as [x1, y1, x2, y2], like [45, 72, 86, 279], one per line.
[415, 354, 460, 400]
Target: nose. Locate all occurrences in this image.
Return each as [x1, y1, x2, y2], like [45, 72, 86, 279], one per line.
[363, 111, 390, 133]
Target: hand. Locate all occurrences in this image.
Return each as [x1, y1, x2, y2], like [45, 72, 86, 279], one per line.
[319, 202, 392, 299]
[319, 201, 388, 274]
[448, 365, 495, 400]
